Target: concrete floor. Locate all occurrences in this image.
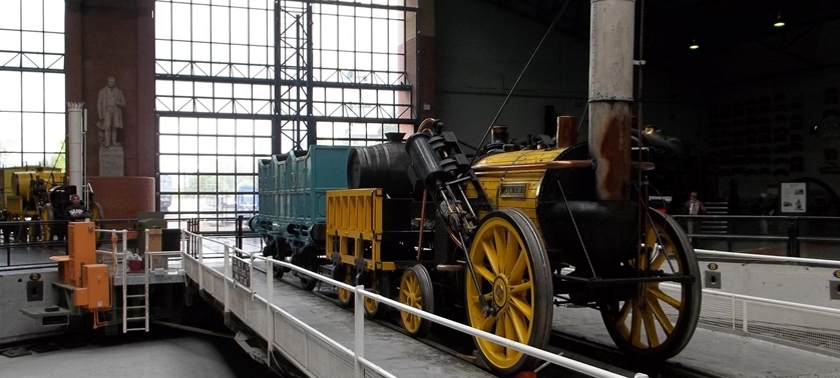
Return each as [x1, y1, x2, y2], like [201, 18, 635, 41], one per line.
[0, 330, 273, 378]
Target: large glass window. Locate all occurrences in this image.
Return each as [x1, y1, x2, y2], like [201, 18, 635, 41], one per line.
[155, 0, 418, 227]
[0, 0, 65, 169]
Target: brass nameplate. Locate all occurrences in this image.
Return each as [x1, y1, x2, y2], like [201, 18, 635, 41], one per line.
[499, 183, 527, 198]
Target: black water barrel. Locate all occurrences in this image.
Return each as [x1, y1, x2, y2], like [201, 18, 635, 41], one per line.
[347, 133, 414, 198]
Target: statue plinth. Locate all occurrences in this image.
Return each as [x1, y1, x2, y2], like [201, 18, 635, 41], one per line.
[99, 146, 124, 176]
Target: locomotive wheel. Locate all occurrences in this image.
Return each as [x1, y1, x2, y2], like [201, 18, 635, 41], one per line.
[599, 208, 701, 360]
[363, 274, 390, 319]
[465, 208, 552, 375]
[399, 264, 434, 337]
[337, 265, 354, 307]
[39, 206, 54, 241]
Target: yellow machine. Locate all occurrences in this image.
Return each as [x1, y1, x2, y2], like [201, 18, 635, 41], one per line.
[0, 167, 65, 241]
[50, 221, 111, 310]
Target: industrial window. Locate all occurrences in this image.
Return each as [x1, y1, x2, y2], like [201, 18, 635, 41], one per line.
[155, 0, 418, 228]
[0, 0, 65, 169]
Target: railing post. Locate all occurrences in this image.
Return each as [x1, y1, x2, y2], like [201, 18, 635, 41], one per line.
[236, 215, 244, 250]
[198, 237, 204, 289]
[224, 245, 230, 313]
[267, 257, 274, 356]
[742, 301, 748, 332]
[731, 296, 736, 330]
[786, 217, 800, 258]
[354, 284, 365, 378]
[249, 252, 255, 290]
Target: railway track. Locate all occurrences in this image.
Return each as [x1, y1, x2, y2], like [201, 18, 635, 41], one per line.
[261, 268, 718, 378]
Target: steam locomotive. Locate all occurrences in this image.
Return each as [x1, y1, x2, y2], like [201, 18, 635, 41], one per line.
[250, 119, 701, 375]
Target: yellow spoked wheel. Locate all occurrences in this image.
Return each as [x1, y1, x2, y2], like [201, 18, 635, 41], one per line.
[363, 274, 389, 319]
[600, 208, 701, 360]
[399, 264, 434, 337]
[337, 265, 354, 307]
[465, 208, 552, 375]
[39, 205, 54, 241]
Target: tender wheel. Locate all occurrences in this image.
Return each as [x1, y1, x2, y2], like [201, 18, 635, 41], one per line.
[337, 265, 354, 307]
[363, 273, 390, 319]
[262, 241, 284, 280]
[39, 205, 54, 241]
[465, 208, 552, 375]
[297, 249, 318, 291]
[599, 208, 701, 360]
[399, 264, 434, 337]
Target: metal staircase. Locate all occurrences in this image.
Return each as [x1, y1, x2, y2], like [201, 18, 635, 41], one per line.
[702, 201, 729, 234]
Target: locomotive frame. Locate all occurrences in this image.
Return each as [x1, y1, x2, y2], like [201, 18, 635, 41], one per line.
[250, 121, 702, 375]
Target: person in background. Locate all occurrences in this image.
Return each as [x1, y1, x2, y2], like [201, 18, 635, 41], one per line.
[683, 191, 706, 242]
[64, 194, 91, 222]
[759, 192, 776, 234]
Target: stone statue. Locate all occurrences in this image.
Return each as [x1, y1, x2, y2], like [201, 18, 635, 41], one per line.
[97, 76, 126, 148]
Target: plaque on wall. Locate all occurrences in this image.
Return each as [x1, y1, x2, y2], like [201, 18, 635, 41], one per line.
[780, 182, 807, 214]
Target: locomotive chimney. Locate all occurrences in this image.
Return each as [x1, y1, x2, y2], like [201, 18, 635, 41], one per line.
[588, 0, 635, 202]
[490, 125, 509, 145]
[555, 116, 579, 149]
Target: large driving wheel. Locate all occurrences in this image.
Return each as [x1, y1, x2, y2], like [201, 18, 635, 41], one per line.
[337, 265, 354, 307]
[465, 208, 552, 375]
[39, 205, 54, 241]
[399, 264, 434, 337]
[599, 208, 701, 360]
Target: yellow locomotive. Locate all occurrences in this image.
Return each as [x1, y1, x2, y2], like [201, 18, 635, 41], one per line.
[256, 119, 701, 375]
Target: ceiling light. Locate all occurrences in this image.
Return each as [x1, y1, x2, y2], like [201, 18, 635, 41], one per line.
[689, 39, 699, 50]
[774, 13, 785, 27]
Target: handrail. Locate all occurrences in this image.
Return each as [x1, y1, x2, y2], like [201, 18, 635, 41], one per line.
[182, 230, 646, 378]
[696, 248, 840, 268]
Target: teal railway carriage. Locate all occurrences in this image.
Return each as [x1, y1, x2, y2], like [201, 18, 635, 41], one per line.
[249, 146, 354, 290]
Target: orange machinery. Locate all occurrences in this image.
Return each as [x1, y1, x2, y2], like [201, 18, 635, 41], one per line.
[49, 221, 111, 311]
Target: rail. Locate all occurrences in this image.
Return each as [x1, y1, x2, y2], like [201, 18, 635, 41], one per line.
[181, 230, 647, 378]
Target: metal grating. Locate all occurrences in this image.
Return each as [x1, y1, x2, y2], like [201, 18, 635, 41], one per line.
[274, 315, 307, 365]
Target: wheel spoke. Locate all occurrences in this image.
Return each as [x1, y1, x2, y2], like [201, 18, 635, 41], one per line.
[481, 315, 497, 332]
[508, 306, 529, 343]
[493, 228, 507, 273]
[482, 239, 501, 274]
[475, 265, 496, 283]
[630, 299, 644, 347]
[649, 286, 682, 310]
[504, 230, 519, 276]
[509, 282, 530, 295]
[650, 250, 666, 271]
[508, 252, 527, 284]
[647, 295, 675, 335]
[641, 306, 660, 347]
[509, 296, 533, 322]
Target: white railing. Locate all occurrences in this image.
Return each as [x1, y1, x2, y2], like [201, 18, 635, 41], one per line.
[181, 230, 647, 378]
[678, 249, 840, 354]
[696, 248, 840, 267]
